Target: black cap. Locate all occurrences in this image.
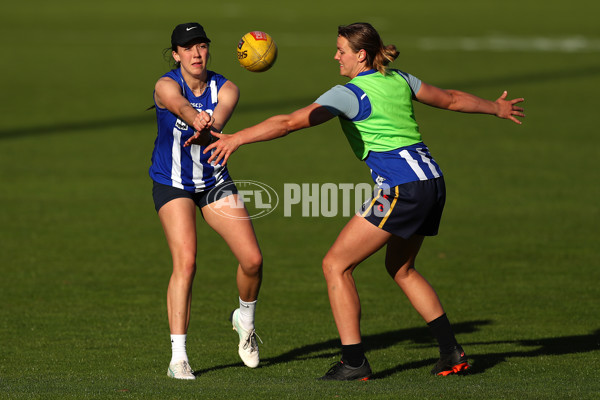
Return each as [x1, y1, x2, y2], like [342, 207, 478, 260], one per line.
[171, 23, 211, 47]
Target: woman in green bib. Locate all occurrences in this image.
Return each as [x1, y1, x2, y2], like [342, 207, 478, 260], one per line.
[190, 22, 524, 380]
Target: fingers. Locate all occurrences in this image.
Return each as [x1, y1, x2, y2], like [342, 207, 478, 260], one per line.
[496, 91, 525, 124]
[509, 108, 525, 124]
[499, 91, 525, 106]
[183, 131, 200, 147]
[204, 137, 226, 165]
[204, 141, 217, 154]
[206, 147, 228, 166]
[202, 132, 223, 152]
[203, 131, 238, 165]
[184, 130, 222, 148]
[193, 111, 214, 131]
[509, 115, 522, 125]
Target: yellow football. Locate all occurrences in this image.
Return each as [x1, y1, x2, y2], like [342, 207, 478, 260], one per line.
[237, 31, 278, 72]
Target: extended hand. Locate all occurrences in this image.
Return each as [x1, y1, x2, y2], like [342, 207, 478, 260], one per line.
[183, 129, 212, 147]
[495, 91, 525, 124]
[203, 131, 242, 165]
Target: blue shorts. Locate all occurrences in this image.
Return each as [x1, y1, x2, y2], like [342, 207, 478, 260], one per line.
[359, 177, 446, 239]
[152, 178, 238, 212]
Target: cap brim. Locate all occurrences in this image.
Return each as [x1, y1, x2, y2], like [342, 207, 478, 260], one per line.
[174, 36, 211, 47]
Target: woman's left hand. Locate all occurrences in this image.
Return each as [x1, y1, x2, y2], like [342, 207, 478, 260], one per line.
[495, 91, 525, 124]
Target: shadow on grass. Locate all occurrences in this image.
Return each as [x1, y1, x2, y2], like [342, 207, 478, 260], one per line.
[3, 64, 600, 141]
[372, 328, 600, 379]
[0, 97, 314, 140]
[193, 319, 490, 376]
[263, 319, 493, 368]
[455, 328, 600, 377]
[193, 322, 600, 379]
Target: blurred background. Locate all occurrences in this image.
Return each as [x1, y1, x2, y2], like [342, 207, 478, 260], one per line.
[1, 0, 598, 398]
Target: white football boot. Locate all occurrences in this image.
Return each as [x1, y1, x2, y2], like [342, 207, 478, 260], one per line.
[167, 360, 196, 380]
[230, 308, 261, 368]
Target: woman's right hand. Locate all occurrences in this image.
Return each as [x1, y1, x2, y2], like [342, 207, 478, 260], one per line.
[203, 131, 242, 165]
[193, 111, 214, 132]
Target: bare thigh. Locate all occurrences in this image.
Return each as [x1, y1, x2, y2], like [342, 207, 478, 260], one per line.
[200, 194, 262, 267]
[324, 214, 392, 273]
[158, 197, 198, 267]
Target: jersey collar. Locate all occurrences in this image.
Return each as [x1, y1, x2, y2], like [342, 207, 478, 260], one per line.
[357, 69, 377, 77]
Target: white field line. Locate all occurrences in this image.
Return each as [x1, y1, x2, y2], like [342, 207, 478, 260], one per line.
[274, 34, 600, 53]
[417, 35, 600, 52]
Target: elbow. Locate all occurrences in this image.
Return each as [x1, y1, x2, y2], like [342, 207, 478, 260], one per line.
[277, 115, 298, 137]
[446, 90, 461, 111]
[281, 124, 294, 137]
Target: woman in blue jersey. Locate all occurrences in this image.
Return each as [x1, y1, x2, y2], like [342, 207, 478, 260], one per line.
[150, 23, 263, 379]
[196, 22, 525, 380]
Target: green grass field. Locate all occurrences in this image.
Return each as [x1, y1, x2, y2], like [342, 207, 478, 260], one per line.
[1, 0, 599, 398]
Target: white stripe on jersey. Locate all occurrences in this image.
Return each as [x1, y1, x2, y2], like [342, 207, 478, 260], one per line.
[191, 144, 205, 190]
[399, 149, 428, 180]
[417, 148, 441, 178]
[210, 79, 218, 104]
[171, 128, 184, 189]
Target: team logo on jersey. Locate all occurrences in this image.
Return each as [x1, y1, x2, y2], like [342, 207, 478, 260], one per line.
[175, 119, 188, 131]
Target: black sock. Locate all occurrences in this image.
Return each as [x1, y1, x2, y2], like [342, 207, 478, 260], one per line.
[341, 343, 366, 367]
[427, 313, 459, 354]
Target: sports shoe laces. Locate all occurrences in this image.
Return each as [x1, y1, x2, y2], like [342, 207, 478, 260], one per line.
[180, 361, 194, 375]
[324, 361, 344, 376]
[242, 329, 263, 352]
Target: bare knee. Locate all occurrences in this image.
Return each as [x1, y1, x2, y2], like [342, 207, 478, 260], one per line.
[387, 262, 416, 281]
[172, 253, 197, 280]
[322, 254, 335, 279]
[241, 252, 263, 277]
[322, 254, 352, 282]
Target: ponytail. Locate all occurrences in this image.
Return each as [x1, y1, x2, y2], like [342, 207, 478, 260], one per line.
[338, 23, 399, 74]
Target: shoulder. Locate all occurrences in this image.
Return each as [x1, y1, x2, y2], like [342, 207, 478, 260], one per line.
[207, 70, 229, 87]
[326, 84, 357, 99]
[388, 69, 422, 95]
[160, 68, 183, 84]
[315, 85, 363, 120]
[218, 80, 240, 101]
[155, 74, 182, 94]
[315, 85, 358, 105]
[156, 69, 183, 91]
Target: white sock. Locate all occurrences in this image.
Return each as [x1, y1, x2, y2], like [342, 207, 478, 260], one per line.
[170, 334, 189, 364]
[239, 298, 257, 331]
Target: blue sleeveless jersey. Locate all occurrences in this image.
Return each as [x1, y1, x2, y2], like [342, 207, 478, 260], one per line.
[149, 69, 230, 192]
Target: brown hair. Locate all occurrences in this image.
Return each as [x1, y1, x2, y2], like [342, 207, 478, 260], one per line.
[337, 22, 399, 74]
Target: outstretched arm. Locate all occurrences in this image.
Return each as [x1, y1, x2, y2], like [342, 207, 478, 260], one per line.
[155, 77, 212, 127]
[415, 82, 525, 124]
[203, 103, 335, 165]
[154, 77, 227, 147]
